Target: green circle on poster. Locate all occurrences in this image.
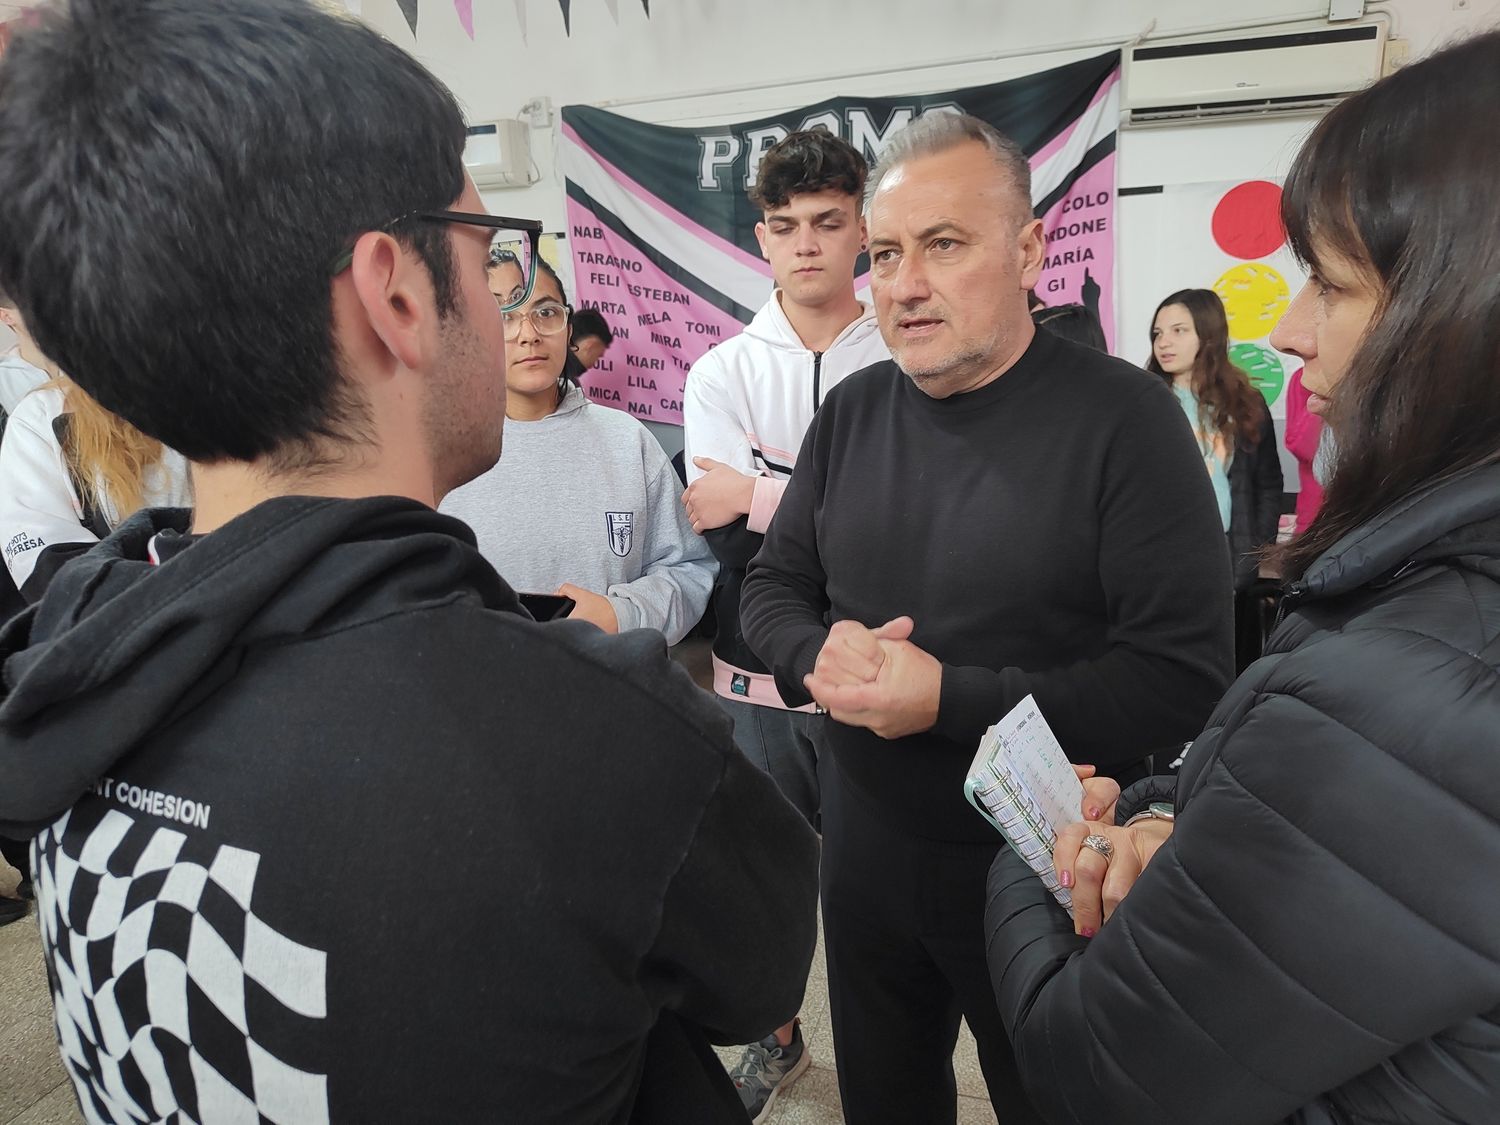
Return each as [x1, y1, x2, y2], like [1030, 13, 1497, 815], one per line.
[1230, 343, 1286, 406]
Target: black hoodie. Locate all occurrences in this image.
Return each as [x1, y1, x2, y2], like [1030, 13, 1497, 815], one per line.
[0, 495, 818, 1124]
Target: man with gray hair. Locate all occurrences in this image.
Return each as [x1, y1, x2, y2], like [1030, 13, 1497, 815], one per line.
[741, 113, 1232, 1121]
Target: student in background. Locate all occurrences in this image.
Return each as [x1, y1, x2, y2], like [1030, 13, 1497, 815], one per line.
[988, 30, 1500, 1123]
[682, 129, 891, 1123]
[569, 306, 614, 371]
[443, 255, 714, 644]
[0, 339, 190, 929]
[1147, 288, 1282, 668]
[0, 373, 191, 601]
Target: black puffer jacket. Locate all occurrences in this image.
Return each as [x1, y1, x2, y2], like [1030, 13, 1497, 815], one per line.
[986, 462, 1500, 1125]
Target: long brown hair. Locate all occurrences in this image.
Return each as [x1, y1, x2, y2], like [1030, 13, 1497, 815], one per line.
[1146, 288, 1263, 452]
[1276, 29, 1500, 580]
[51, 375, 166, 520]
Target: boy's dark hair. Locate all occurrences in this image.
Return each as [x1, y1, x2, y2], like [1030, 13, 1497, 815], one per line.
[0, 0, 468, 468]
[570, 308, 614, 347]
[749, 130, 867, 212]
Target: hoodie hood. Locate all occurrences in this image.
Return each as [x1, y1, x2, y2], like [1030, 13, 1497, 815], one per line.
[0, 495, 516, 828]
[1292, 462, 1500, 601]
[741, 292, 882, 355]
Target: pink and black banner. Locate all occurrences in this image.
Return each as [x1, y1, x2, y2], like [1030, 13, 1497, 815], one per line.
[562, 52, 1121, 426]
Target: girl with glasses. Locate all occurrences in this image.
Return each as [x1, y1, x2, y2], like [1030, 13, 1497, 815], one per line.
[442, 257, 716, 643]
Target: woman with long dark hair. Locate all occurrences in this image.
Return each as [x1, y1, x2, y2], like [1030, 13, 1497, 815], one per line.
[986, 28, 1500, 1124]
[1148, 288, 1283, 667]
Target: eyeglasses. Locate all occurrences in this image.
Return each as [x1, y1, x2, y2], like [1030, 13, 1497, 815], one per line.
[503, 300, 571, 340]
[332, 210, 543, 312]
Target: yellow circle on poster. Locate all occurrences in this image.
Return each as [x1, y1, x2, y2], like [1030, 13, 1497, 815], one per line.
[1213, 263, 1290, 342]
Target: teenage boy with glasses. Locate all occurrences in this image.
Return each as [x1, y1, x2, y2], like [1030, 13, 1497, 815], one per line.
[0, 2, 815, 1121]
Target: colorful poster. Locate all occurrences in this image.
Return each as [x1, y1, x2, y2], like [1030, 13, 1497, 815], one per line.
[561, 52, 1121, 426]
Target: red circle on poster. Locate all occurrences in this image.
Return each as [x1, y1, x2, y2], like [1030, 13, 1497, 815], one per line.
[1211, 181, 1287, 259]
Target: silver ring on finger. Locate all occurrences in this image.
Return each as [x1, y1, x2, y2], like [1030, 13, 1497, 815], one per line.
[1081, 833, 1115, 861]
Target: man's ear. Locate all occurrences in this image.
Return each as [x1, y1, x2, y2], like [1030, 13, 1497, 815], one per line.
[1017, 218, 1046, 291]
[754, 221, 771, 262]
[347, 230, 432, 375]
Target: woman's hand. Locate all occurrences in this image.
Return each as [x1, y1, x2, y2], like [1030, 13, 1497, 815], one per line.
[1054, 817, 1174, 938]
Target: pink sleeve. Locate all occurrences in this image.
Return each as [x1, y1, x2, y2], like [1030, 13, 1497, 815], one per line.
[747, 476, 789, 535]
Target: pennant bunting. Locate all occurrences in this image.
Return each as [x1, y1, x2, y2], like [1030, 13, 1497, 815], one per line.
[558, 0, 571, 35]
[604, 0, 619, 22]
[396, 0, 418, 36]
[454, 0, 474, 38]
[512, 0, 527, 43]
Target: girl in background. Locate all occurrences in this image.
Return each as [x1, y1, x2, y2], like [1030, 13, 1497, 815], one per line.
[1, 375, 191, 600]
[0, 366, 191, 923]
[442, 254, 714, 644]
[1148, 288, 1282, 667]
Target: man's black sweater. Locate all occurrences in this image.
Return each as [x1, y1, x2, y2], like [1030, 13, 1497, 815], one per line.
[741, 329, 1233, 843]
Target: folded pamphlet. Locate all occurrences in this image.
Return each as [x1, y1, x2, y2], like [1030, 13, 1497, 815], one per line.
[964, 695, 1084, 913]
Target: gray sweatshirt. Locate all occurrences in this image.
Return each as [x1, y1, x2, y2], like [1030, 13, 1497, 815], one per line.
[442, 386, 716, 644]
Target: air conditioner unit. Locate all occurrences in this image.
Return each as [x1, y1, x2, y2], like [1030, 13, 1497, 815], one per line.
[464, 120, 533, 189]
[1124, 23, 1387, 127]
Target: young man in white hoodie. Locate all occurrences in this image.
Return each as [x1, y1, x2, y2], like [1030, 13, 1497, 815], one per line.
[682, 129, 890, 1122]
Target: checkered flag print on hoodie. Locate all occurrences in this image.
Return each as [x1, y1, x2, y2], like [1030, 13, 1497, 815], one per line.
[32, 801, 329, 1124]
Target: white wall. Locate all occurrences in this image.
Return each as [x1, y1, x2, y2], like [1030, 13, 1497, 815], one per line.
[355, 0, 1500, 455]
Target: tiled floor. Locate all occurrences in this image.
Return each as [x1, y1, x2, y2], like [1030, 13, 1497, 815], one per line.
[0, 638, 998, 1123]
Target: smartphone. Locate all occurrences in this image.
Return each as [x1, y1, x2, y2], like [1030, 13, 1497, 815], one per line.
[518, 592, 576, 622]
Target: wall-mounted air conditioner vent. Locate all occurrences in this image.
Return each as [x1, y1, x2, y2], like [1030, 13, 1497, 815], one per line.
[1125, 23, 1387, 127]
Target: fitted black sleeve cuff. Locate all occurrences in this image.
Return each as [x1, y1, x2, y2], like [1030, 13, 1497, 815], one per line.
[936, 664, 1034, 746]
